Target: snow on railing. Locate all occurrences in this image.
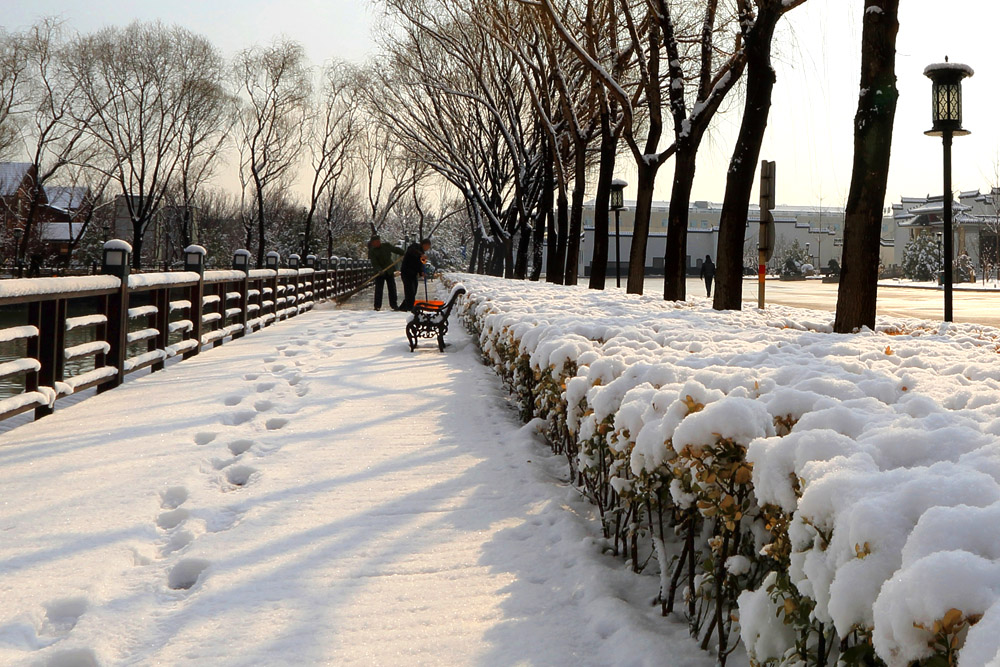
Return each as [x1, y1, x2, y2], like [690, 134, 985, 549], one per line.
[0, 257, 374, 423]
[65, 340, 110, 361]
[66, 314, 106, 331]
[0, 325, 39, 343]
[0, 358, 42, 380]
[127, 305, 158, 319]
[126, 328, 159, 344]
[123, 350, 166, 372]
[0, 276, 119, 299]
[127, 272, 200, 289]
[204, 270, 246, 282]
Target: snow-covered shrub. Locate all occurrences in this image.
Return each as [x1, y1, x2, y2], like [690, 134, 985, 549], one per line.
[901, 234, 943, 281]
[445, 272, 1000, 667]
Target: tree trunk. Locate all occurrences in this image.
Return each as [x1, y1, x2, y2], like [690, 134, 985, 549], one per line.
[663, 146, 698, 301]
[552, 187, 569, 285]
[132, 219, 145, 269]
[565, 141, 588, 285]
[515, 213, 530, 279]
[531, 201, 546, 282]
[589, 111, 616, 290]
[627, 163, 659, 294]
[468, 232, 480, 273]
[834, 0, 899, 333]
[255, 186, 267, 267]
[713, 8, 782, 311]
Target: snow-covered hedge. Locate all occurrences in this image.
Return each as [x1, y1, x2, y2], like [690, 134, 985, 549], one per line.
[447, 273, 1000, 667]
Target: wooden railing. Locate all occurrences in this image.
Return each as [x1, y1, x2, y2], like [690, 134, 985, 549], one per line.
[0, 251, 373, 423]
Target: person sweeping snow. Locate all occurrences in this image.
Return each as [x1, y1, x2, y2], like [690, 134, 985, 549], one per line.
[366, 235, 404, 311]
[399, 238, 431, 311]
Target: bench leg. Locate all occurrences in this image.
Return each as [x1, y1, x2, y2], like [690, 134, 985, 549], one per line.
[406, 324, 417, 351]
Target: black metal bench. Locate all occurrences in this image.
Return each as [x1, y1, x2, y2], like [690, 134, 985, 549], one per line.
[405, 285, 466, 352]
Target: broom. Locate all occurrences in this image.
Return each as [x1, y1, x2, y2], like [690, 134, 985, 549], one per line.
[334, 255, 404, 306]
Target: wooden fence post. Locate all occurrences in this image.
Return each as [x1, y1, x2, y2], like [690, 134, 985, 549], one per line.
[99, 241, 131, 393]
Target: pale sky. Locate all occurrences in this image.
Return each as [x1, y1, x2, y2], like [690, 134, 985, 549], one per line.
[3, 0, 997, 209]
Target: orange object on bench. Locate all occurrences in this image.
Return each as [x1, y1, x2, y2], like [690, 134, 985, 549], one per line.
[414, 300, 445, 309]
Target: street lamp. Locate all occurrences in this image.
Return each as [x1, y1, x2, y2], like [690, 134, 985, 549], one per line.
[925, 58, 974, 322]
[610, 179, 627, 288]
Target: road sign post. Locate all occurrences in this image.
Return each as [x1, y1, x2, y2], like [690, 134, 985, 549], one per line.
[758, 160, 776, 309]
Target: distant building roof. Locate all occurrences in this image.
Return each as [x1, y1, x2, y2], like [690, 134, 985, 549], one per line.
[40, 222, 85, 243]
[0, 163, 32, 197]
[44, 186, 89, 213]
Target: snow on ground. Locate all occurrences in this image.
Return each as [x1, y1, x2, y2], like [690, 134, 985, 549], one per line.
[0, 284, 713, 666]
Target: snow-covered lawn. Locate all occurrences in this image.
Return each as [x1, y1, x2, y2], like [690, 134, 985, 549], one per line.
[0, 291, 711, 666]
[879, 278, 1000, 290]
[453, 273, 1000, 667]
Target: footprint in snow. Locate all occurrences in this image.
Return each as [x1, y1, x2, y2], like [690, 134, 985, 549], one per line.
[193, 432, 217, 446]
[255, 381, 276, 392]
[160, 529, 194, 557]
[204, 507, 243, 533]
[40, 597, 87, 637]
[224, 465, 258, 488]
[275, 344, 288, 351]
[269, 363, 287, 372]
[253, 399, 274, 412]
[222, 394, 243, 406]
[44, 647, 99, 667]
[228, 439, 255, 456]
[282, 349, 301, 357]
[243, 373, 259, 381]
[265, 417, 288, 431]
[262, 356, 277, 363]
[156, 508, 189, 530]
[211, 457, 237, 470]
[224, 410, 255, 426]
[285, 373, 303, 386]
[159, 487, 188, 510]
[167, 558, 209, 591]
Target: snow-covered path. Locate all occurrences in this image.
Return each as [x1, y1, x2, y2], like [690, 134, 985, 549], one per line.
[0, 294, 711, 666]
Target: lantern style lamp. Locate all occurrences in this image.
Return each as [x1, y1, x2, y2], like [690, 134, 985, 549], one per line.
[233, 249, 251, 273]
[102, 239, 133, 278]
[288, 253, 301, 269]
[184, 244, 206, 276]
[925, 58, 973, 322]
[305, 254, 317, 269]
[610, 179, 628, 288]
[265, 251, 280, 271]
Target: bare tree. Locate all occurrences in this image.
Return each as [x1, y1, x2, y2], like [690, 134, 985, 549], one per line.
[68, 21, 220, 268]
[16, 19, 97, 265]
[301, 61, 358, 256]
[0, 28, 29, 161]
[538, 0, 746, 298]
[233, 39, 311, 265]
[173, 38, 231, 250]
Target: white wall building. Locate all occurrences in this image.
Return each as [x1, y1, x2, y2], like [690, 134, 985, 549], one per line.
[578, 200, 897, 277]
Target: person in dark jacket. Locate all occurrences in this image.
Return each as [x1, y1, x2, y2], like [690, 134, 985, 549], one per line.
[399, 238, 431, 311]
[367, 235, 404, 311]
[700, 254, 716, 297]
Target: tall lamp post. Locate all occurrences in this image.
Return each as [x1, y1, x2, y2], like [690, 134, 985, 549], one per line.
[925, 58, 973, 322]
[610, 179, 627, 288]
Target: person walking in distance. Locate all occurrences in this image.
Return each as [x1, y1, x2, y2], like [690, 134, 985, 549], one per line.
[399, 238, 431, 311]
[367, 235, 403, 311]
[700, 254, 716, 297]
